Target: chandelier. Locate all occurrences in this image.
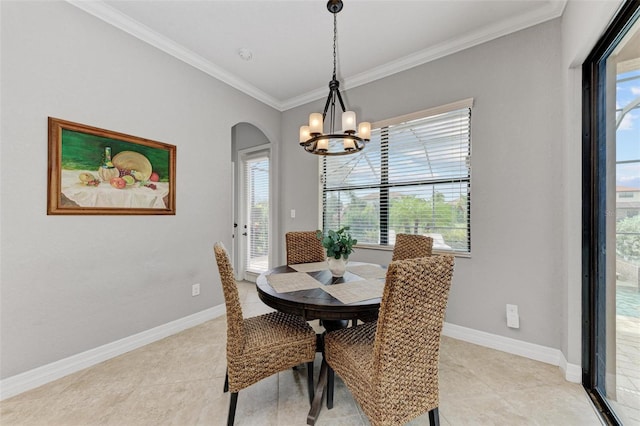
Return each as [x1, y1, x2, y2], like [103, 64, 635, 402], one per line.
[299, 0, 371, 156]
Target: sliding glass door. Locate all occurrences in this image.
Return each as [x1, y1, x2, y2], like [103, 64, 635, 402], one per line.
[583, 2, 640, 424]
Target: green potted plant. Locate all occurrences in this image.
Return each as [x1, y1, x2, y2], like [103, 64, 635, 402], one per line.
[316, 226, 357, 277]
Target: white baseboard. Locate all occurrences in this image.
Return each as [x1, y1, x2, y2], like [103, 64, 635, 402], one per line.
[558, 352, 583, 383]
[442, 322, 581, 383]
[0, 305, 225, 401]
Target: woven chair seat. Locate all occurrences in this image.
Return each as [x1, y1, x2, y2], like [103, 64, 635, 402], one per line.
[324, 255, 454, 426]
[228, 311, 316, 392]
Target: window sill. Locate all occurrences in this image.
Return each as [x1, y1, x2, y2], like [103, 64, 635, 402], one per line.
[354, 243, 470, 258]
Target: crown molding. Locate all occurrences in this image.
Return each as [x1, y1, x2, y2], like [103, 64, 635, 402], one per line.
[67, 0, 566, 112]
[66, 0, 283, 110]
[284, 1, 567, 110]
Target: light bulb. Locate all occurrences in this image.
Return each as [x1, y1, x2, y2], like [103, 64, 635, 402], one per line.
[299, 126, 310, 143]
[317, 138, 328, 152]
[358, 122, 371, 140]
[342, 111, 356, 133]
[309, 113, 323, 134]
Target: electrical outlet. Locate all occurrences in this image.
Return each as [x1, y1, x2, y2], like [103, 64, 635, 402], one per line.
[192, 283, 201, 297]
[506, 304, 519, 328]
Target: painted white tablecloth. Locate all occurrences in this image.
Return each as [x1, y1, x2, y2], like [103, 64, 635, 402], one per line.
[61, 170, 169, 208]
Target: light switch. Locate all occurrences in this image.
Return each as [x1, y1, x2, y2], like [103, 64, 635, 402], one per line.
[290, 209, 296, 219]
[506, 304, 519, 329]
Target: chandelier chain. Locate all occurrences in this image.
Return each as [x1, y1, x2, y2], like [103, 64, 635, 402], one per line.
[333, 12, 337, 79]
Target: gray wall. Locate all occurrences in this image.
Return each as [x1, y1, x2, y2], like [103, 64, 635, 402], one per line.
[0, 0, 625, 380]
[281, 19, 564, 349]
[0, 1, 280, 378]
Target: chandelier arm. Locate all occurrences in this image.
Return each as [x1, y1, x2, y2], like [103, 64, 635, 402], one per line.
[334, 86, 347, 113]
[330, 89, 337, 133]
[321, 88, 334, 122]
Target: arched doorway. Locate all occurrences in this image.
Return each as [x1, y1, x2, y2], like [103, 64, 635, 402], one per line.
[231, 123, 272, 282]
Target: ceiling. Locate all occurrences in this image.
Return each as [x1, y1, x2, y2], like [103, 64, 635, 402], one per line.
[69, 0, 567, 111]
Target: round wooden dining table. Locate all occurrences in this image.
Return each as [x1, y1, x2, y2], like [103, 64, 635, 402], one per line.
[256, 263, 383, 322]
[256, 262, 386, 425]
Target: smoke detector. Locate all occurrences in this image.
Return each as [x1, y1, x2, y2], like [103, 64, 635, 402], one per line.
[238, 48, 253, 61]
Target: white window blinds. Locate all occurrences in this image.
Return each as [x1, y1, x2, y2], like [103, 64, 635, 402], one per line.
[321, 99, 472, 254]
[245, 155, 270, 272]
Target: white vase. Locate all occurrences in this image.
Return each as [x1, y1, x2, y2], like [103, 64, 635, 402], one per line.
[327, 257, 348, 277]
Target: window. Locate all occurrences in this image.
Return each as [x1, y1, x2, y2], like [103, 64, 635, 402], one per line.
[321, 99, 472, 254]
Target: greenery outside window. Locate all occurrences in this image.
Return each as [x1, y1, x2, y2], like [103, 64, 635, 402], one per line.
[321, 98, 472, 254]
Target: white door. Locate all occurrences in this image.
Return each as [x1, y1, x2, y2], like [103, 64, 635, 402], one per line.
[239, 148, 270, 279]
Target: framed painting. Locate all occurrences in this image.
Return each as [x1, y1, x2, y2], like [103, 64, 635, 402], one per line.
[48, 117, 176, 215]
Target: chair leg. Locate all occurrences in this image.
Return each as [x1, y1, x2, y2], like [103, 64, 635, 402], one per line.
[428, 407, 440, 426]
[326, 364, 334, 409]
[223, 368, 229, 393]
[227, 392, 238, 426]
[307, 361, 315, 404]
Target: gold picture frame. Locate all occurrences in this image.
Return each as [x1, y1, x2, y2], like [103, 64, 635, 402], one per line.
[48, 117, 176, 215]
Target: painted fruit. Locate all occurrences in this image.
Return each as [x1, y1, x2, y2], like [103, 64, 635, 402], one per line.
[149, 172, 160, 182]
[132, 170, 145, 181]
[78, 172, 96, 183]
[122, 175, 135, 186]
[110, 177, 126, 189]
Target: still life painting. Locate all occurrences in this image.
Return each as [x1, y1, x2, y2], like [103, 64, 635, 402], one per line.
[48, 117, 176, 215]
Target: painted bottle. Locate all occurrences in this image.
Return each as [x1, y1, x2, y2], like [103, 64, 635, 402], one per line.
[98, 146, 119, 181]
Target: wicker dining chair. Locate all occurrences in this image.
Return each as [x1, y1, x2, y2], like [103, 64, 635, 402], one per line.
[213, 242, 317, 425]
[285, 231, 326, 265]
[324, 255, 455, 426]
[392, 233, 433, 261]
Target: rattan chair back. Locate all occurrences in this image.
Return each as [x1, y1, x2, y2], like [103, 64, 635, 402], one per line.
[325, 255, 454, 426]
[214, 242, 245, 356]
[285, 231, 326, 264]
[391, 233, 433, 261]
[373, 256, 453, 415]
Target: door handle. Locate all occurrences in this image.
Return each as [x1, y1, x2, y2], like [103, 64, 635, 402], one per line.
[242, 232, 247, 236]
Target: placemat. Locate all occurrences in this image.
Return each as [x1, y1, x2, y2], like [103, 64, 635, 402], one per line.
[346, 264, 387, 279]
[266, 272, 322, 293]
[288, 261, 328, 273]
[320, 279, 385, 304]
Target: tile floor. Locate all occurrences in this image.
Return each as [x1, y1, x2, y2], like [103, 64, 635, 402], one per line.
[611, 312, 640, 425]
[0, 281, 604, 426]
